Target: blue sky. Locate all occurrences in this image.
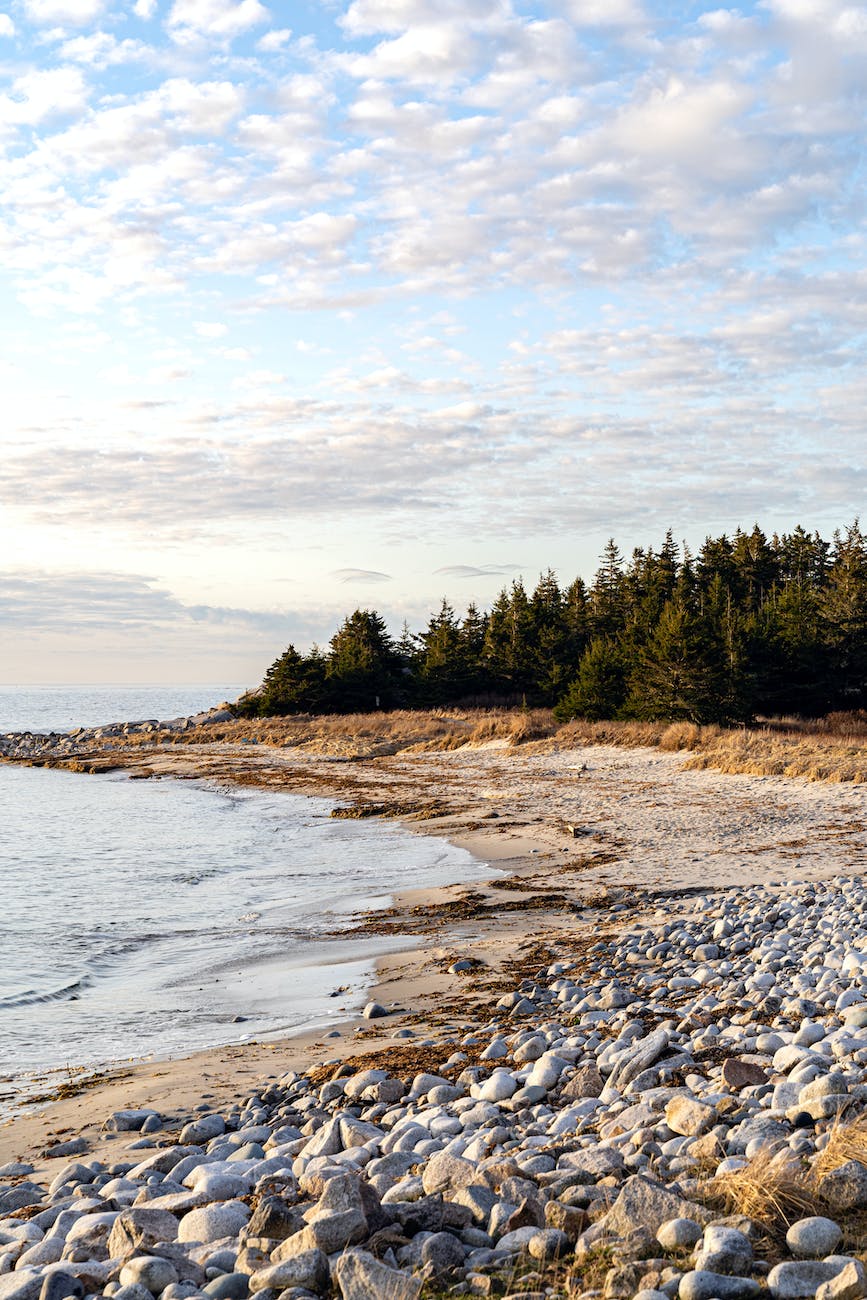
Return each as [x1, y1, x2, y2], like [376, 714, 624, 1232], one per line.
[0, 0, 865, 683]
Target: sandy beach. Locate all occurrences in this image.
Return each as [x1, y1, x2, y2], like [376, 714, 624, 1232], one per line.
[4, 729, 866, 1171]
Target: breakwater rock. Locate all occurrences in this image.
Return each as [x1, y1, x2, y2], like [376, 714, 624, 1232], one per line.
[0, 707, 236, 764]
[5, 878, 867, 1298]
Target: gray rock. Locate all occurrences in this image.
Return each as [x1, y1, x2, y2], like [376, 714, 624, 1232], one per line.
[785, 1217, 844, 1259]
[119, 1257, 180, 1295]
[179, 1117, 225, 1146]
[177, 1203, 250, 1245]
[245, 1198, 301, 1242]
[247, 1251, 329, 1295]
[39, 1276, 84, 1300]
[420, 1232, 464, 1272]
[202, 1277, 249, 1300]
[105, 1111, 161, 1134]
[819, 1161, 867, 1212]
[362, 1003, 388, 1020]
[108, 1209, 180, 1258]
[421, 1152, 477, 1196]
[768, 1261, 853, 1299]
[815, 1260, 867, 1300]
[657, 1218, 703, 1251]
[679, 1271, 761, 1300]
[607, 1029, 670, 1091]
[665, 1096, 716, 1137]
[601, 1176, 708, 1238]
[333, 1250, 422, 1300]
[527, 1227, 569, 1261]
[694, 1225, 752, 1274]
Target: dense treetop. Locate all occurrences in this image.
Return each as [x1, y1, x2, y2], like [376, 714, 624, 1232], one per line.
[236, 523, 867, 724]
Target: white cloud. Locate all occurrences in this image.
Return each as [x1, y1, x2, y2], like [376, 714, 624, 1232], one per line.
[168, 0, 268, 41]
[195, 321, 228, 337]
[340, 0, 507, 38]
[256, 26, 290, 50]
[0, 66, 88, 128]
[559, 0, 646, 26]
[332, 568, 392, 583]
[134, 0, 157, 15]
[25, 0, 104, 24]
[0, 13, 14, 34]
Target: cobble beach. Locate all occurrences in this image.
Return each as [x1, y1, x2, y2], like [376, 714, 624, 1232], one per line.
[4, 711, 867, 1299]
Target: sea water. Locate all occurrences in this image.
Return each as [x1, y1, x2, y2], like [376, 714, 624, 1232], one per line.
[0, 686, 488, 1111]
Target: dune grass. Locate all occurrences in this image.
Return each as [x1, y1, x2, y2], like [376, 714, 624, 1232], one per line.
[113, 705, 867, 785]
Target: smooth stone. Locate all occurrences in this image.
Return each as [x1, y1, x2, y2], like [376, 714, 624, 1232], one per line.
[119, 1258, 179, 1296]
[419, 1233, 465, 1272]
[768, 1260, 853, 1299]
[202, 1277, 249, 1300]
[178, 1203, 250, 1245]
[39, 1276, 84, 1300]
[105, 1111, 161, 1134]
[657, 1218, 703, 1251]
[785, 1217, 843, 1259]
[362, 1003, 388, 1020]
[679, 1271, 761, 1300]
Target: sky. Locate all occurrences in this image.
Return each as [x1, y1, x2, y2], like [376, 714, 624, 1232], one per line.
[0, 0, 865, 684]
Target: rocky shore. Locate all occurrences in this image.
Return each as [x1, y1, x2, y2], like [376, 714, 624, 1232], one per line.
[0, 707, 236, 765]
[6, 875, 867, 1300]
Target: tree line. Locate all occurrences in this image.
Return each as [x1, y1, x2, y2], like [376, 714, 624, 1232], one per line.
[235, 523, 867, 724]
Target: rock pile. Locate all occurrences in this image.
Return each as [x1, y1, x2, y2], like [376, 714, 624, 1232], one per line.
[0, 708, 236, 763]
[5, 877, 867, 1300]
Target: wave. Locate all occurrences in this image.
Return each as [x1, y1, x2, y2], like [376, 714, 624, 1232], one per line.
[0, 975, 91, 1009]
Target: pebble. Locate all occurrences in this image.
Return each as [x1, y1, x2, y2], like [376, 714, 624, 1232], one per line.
[7, 874, 867, 1299]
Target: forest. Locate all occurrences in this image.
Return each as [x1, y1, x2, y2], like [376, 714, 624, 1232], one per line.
[235, 523, 867, 725]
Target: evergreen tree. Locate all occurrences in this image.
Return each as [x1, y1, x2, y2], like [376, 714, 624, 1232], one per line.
[553, 638, 627, 721]
[243, 644, 327, 716]
[458, 603, 490, 697]
[416, 599, 466, 704]
[589, 539, 626, 640]
[625, 598, 728, 723]
[243, 522, 867, 722]
[529, 570, 571, 703]
[731, 525, 779, 612]
[822, 522, 867, 707]
[326, 609, 403, 711]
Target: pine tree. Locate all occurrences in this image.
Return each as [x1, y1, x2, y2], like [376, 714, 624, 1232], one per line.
[626, 598, 727, 723]
[416, 599, 465, 704]
[326, 609, 403, 711]
[822, 522, 867, 707]
[553, 638, 627, 721]
[246, 644, 327, 716]
[529, 570, 571, 703]
[459, 603, 489, 697]
[590, 539, 626, 640]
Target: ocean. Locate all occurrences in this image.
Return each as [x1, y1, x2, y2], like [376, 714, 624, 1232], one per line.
[0, 685, 488, 1114]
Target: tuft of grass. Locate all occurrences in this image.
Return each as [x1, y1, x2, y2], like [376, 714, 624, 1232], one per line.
[812, 1114, 867, 1181]
[709, 1148, 818, 1229]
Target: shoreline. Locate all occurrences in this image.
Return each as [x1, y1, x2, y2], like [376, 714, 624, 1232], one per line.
[0, 816, 546, 1174]
[3, 727, 867, 1171]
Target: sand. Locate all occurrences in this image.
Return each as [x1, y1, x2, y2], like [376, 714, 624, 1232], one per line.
[4, 735, 866, 1173]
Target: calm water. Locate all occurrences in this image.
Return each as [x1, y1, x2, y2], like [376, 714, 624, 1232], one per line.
[0, 686, 488, 1110]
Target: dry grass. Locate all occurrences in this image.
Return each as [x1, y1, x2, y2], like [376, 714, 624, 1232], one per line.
[154, 708, 560, 757]
[709, 1148, 819, 1229]
[38, 703, 867, 785]
[812, 1113, 867, 1180]
[682, 729, 867, 784]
